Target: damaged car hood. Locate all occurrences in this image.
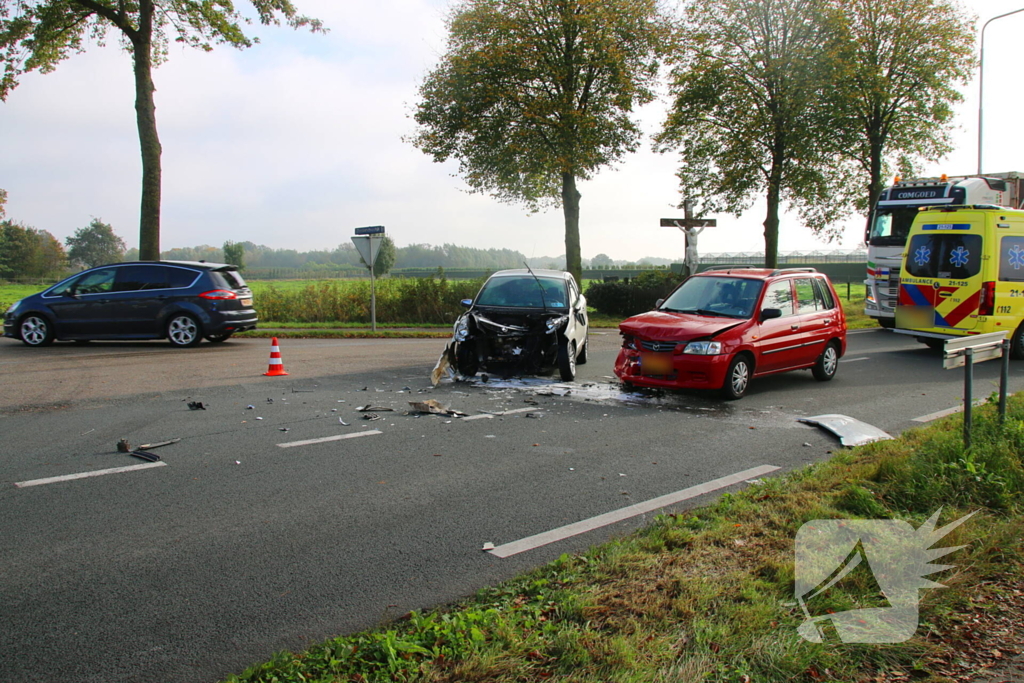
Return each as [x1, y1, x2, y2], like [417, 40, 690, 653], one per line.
[468, 308, 566, 335]
[619, 311, 744, 341]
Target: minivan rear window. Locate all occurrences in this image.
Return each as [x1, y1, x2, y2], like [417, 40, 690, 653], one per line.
[905, 233, 983, 279]
[212, 270, 247, 290]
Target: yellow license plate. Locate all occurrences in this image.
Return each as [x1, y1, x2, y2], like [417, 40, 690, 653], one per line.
[640, 352, 673, 375]
[241, 298, 253, 307]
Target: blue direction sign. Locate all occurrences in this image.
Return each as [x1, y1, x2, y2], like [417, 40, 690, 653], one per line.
[354, 225, 385, 235]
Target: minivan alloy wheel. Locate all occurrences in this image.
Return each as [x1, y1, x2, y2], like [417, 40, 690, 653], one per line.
[20, 315, 53, 346]
[167, 314, 202, 347]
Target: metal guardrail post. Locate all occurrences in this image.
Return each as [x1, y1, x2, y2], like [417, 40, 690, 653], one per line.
[964, 347, 974, 448]
[1000, 338, 1011, 423]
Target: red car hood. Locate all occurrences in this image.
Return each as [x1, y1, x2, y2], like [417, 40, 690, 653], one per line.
[619, 311, 744, 341]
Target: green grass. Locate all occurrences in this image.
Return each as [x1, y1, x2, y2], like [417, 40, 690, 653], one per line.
[223, 396, 1023, 683]
[0, 283, 46, 312]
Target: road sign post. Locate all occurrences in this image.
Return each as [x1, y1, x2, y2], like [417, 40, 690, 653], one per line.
[352, 226, 385, 332]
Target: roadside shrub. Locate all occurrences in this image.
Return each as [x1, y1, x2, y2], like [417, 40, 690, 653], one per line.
[252, 271, 484, 324]
[585, 270, 683, 318]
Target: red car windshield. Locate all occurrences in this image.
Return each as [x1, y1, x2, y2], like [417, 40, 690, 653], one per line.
[660, 276, 763, 319]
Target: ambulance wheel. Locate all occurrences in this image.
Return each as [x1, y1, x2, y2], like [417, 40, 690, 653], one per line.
[1011, 323, 1024, 360]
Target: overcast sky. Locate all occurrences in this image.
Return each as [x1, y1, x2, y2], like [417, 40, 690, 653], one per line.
[1, 0, 1021, 262]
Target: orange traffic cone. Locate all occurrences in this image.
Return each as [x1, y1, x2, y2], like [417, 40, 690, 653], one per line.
[263, 337, 289, 376]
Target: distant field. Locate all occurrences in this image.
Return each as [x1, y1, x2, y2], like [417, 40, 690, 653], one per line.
[0, 284, 47, 312]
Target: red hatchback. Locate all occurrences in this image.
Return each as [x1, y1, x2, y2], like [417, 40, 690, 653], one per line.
[614, 268, 847, 399]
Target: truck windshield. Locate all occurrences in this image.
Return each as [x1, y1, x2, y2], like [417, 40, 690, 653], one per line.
[870, 207, 918, 247]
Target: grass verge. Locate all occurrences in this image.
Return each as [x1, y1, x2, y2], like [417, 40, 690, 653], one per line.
[223, 397, 1022, 683]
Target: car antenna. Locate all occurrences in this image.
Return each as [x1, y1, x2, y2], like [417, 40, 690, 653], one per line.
[523, 261, 548, 312]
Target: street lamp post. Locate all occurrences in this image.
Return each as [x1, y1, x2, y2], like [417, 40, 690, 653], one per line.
[978, 7, 1024, 175]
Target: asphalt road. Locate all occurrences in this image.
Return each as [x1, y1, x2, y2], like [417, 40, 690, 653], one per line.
[1, 329, 1020, 683]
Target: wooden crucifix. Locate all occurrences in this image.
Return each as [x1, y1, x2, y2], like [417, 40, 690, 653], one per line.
[660, 199, 717, 275]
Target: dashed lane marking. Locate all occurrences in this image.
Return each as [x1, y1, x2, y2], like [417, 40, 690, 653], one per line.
[486, 465, 781, 558]
[15, 462, 167, 488]
[277, 429, 383, 448]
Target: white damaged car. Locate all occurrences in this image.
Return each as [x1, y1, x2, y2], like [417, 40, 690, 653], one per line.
[432, 269, 589, 384]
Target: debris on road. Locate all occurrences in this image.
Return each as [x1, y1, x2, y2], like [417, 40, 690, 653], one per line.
[362, 413, 383, 421]
[339, 418, 350, 426]
[117, 439, 131, 453]
[482, 542, 495, 551]
[128, 450, 160, 463]
[408, 399, 468, 417]
[187, 401, 206, 411]
[798, 414, 893, 447]
[524, 412, 545, 419]
[138, 438, 181, 451]
[357, 405, 395, 412]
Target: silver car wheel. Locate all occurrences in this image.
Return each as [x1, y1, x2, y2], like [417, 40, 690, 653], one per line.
[730, 360, 749, 395]
[167, 315, 199, 346]
[21, 316, 49, 345]
[822, 345, 838, 376]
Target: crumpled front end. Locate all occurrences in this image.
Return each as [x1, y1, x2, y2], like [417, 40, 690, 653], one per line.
[432, 309, 570, 384]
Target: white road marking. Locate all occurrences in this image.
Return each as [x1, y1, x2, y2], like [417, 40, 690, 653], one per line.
[464, 407, 536, 421]
[15, 462, 167, 488]
[840, 357, 870, 363]
[486, 465, 780, 558]
[912, 400, 988, 423]
[277, 429, 383, 448]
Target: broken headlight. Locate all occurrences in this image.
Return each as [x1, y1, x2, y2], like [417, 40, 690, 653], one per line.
[545, 315, 568, 333]
[454, 316, 470, 342]
[683, 341, 723, 355]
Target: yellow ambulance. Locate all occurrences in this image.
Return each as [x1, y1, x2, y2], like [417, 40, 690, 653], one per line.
[894, 204, 1024, 358]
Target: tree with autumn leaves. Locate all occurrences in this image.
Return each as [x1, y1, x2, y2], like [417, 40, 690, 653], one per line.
[410, 0, 670, 285]
[0, 0, 323, 261]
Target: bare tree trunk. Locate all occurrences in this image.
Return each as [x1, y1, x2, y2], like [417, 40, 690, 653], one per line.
[561, 172, 582, 285]
[133, 0, 161, 261]
[865, 137, 885, 243]
[763, 171, 781, 269]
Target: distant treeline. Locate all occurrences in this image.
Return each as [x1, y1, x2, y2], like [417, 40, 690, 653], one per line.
[121, 242, 677, 272]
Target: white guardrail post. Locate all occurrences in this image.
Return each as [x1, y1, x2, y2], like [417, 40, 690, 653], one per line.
[942, 331, 1010, 448]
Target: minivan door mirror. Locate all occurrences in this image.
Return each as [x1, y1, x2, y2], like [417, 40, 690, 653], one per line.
[760, 308, 782, 321]
[460, 299, 473, 308]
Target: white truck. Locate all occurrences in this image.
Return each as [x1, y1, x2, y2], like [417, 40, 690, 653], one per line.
[865, 172, 1024, 326]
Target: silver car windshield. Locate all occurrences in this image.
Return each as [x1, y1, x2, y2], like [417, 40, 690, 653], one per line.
[475, 276, 568, 308]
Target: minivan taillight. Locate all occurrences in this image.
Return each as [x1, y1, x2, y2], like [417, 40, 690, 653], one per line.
[979, 281, 995, 316]
[199, 289, 238, 300]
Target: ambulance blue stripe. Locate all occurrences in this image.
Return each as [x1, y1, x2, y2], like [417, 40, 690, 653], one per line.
[903, 284, 931, 306]
[921, 224, 971, 231]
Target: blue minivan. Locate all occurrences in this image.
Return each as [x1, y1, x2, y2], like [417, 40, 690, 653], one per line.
[3, 261, 258, 347]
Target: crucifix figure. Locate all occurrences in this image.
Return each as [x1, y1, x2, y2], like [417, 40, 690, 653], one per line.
[660, 199, 717, 276]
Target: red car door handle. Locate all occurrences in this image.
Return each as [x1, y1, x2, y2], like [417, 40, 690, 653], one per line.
[791, 324, 799, 331]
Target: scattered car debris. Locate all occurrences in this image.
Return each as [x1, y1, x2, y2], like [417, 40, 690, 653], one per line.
[247, 405, 254, 410]
[187, 401, 206, 411]
[482, 542, 495, 551]
[524, 412, 545, 419]
[279, 427, 290, 432]
[362, 414, 383, 421]
[798, 414, 893, 447]
[138, 438, 180, 450]
[339, 418, 350, 426]
[408, 399, 468, 417]
[128, 450, 160, 463]
[267, 398, 274, 404]
[117, 439, 131, 453]
[357, 405, 395, 412]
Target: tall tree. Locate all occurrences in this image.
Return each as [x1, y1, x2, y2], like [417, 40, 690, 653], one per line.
[66, 218, 126, 268]
[657, 0, 855, 267]
[824, 0, 974, 224]
[0, 221, 65, 277]
[410, 0, 669, 285]
[0, 1, 324, 261]
[223, 240, 245, 270]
